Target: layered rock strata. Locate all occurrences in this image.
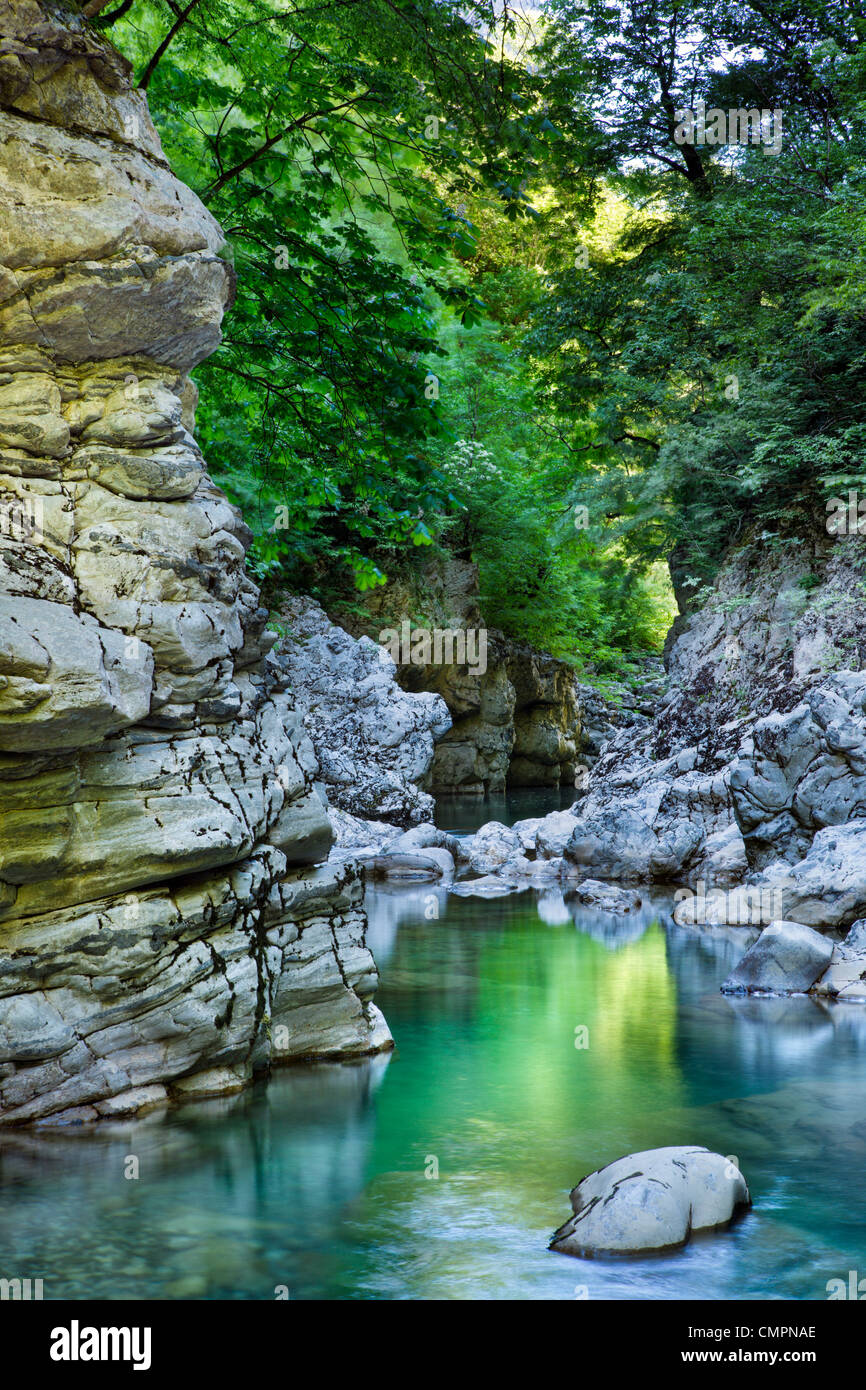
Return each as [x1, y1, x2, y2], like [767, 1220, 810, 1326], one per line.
[0, 2, 390, 1125]
[401, 631, 583, 795]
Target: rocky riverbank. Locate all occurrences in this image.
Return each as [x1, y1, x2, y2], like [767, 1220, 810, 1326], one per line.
[354, 525, 866, 1002]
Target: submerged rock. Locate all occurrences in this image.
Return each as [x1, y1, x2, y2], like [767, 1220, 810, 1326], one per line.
[550, 1146, 750, 1257]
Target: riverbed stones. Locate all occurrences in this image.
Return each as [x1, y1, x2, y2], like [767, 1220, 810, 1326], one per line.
[550, 1146, 751, 1257]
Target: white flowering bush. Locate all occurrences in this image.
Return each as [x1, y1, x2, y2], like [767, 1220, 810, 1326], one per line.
[440, 440, 505, 490]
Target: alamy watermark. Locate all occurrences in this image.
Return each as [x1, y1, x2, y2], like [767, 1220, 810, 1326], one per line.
[827, 1270, 866, 1299]
[378, 621, 488, 676]
[0, 496, 43, 543]
[826, 490, 866, 536]
[0, 1276, 43, 1300]
[673, 881, 784, 926]
[674, 101, 783, 156]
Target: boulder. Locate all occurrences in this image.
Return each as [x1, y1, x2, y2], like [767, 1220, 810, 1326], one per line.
[365, 848, 455, 882]
[465, 821, 521, 874]
[392, 821, 468, 864]
[327, 808, 402, 856]
[721, 921, 835, 995]
[535, 809, 580, 858]
[570, 880, 642, 914]
[512, 815, 544, 853]
[550, 1146, 750, 1257]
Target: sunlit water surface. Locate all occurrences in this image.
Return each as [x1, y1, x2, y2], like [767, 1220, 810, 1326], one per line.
[1, 799, 865, 1299]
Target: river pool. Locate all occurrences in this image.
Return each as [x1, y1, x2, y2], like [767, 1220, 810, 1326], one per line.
[2, 866, 865, 1300]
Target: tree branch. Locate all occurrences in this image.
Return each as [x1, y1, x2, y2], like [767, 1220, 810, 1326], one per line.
[139, 0, 203, 90]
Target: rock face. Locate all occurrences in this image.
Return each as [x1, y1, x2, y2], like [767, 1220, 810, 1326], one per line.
[752, 821, 866, 932]
[274, 595, 450, 826]
[550, 1147, 751, 1257]
[730, 672, 866, 870]
[554, 528, 866, 911]
[813, 919, 866, 1001]
[0, 3, 391, 1124]
[413, 633, 582, 795]
[660, 530, 866, 755]
[562, 744, 743, 887]
[342, 556, 583, 794]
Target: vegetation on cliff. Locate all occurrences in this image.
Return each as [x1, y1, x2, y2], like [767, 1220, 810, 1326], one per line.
[100, 0, 866, 674]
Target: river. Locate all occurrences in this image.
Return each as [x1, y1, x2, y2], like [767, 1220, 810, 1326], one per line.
[1, 793, 864, 1300]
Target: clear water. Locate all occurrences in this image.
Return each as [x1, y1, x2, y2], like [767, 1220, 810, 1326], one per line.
[1, 882, 865, 1300]
[434, 787, 577, 836]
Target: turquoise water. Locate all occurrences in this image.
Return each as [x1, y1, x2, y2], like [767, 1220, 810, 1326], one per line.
[1, 881, 865, 1300]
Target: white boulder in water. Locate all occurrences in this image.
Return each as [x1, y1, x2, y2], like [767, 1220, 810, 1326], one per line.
[550, 1146, 750, 1257]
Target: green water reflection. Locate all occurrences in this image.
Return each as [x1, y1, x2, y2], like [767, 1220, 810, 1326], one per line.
[1, 886, 865, 1300]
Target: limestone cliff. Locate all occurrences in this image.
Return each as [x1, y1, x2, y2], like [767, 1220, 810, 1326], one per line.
[0, 1, 391, 1125]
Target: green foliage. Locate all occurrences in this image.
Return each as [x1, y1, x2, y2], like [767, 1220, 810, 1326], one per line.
[530, 0, 866, 599]
[101, 0, 866, 673]
[109, 0, 545, 592]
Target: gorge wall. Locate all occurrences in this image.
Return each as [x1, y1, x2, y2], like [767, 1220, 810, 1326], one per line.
[556, 526, 866, 927]
[0, 1, 391, 1126]
[338, 556, 585, 796]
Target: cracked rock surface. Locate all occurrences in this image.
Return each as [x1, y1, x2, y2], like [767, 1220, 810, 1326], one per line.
[275, 595, 451, 827]
[0, 1, 391, 1125]
[550, 1146, 751, 1257]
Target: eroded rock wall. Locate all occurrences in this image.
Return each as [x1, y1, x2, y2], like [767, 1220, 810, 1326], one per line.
[559, 528, 866, 925]
[0, 2, 390, 1125]
[401, 632, 582, 795]
[275, 595, 451, 826]
[334, 555, 583, 794]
